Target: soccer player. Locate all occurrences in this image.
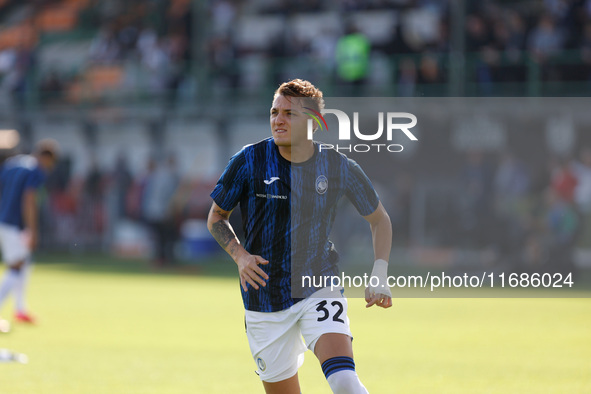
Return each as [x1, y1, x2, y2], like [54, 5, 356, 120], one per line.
[0, 139, 59, 327]
[207, 79, 392, 394]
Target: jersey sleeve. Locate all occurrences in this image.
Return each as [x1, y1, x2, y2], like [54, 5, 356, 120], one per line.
[345, 158, 379, 216]
[210, 149, 248, 211]
[25, 168, 46, 190]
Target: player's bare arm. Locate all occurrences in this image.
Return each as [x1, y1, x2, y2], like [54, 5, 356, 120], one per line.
[362, 201, 393, 309]
[207, 202, 269, 292]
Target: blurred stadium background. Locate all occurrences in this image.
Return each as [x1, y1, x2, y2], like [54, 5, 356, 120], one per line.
[0, 0, 591, 273]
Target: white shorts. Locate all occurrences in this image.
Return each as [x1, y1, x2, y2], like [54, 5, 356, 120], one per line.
[245, 287, 352, 383]
[0, 223, 30, 267]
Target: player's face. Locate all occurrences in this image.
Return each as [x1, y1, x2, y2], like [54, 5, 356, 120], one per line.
[39, 154, 57, 172]
[270, 95, 311, 148]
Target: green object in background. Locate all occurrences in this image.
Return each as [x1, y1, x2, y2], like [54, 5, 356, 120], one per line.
[335, 33, 370, 82]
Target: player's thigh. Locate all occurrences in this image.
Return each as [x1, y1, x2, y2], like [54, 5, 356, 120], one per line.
[0, 225, 29, 268]
[245, 310, 307, 384]
[299, 288, 352, 356]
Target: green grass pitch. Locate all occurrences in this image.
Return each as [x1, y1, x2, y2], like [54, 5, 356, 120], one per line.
[1, 255, 590, 393]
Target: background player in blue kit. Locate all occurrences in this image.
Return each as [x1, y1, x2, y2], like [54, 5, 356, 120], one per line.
[208, 79, 392, 393]
[0, 139, 59, 329]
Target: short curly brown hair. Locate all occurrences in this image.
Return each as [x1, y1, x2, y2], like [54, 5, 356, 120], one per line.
[273, 79, 324, 112]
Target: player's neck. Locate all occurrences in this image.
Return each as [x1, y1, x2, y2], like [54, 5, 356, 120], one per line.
[278, 141, 315, 163]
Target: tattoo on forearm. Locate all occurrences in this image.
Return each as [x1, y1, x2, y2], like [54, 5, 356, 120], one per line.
[211, 219, 236, 249]
[214, 207, 230, 220]
[228, 242, 239, 256]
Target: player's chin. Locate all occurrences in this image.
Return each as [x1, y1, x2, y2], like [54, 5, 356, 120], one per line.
[272, 136, 291, 146]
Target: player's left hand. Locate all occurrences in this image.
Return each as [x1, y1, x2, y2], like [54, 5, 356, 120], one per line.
[365, 259, 392, 308]
[365, 287, 392, 309]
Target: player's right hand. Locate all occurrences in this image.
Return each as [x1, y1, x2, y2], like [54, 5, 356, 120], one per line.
[22, 230, 38, 251]
[236, 254, 269, 292]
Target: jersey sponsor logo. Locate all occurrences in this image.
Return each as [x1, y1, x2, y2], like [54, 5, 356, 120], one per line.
[256, 193, 287, 200]
[257, 357, 266, 372]
[316, 175, 328, 195]
[263, 177, 280, 185]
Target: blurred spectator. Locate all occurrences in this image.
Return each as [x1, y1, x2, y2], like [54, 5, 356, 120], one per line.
[170, 178, 215, 221]
[572, 147, 591, 213]
[390, 172, 413, 246]
[211, 0, 237, 36]
[167, 0, 193, 45]
[137, 28, 159, 59]
[506, 11, 527, 54]
[544, 0, 570, 20]
[85, 159, 104, 200]
[310, 27, 339, 74]
[528, 14, 563, 62]
[492, 152, 531, 257]
[88, 24, 122, 64]
[466, 15, 491, 52]
[550, 157, 578, 203]
[116, 16, 141, 55]
[111, 154, 133, 219]
[40, 71, 65, 104]
[474, 46, 499, 95]
[0, 43, 35, 107]
[494, 152, 530, 202]
[382, 23, 415, 57]
[127, 157, 153, 220]
[397, 57, 417, 97]
[164, 33, 188, 104]
[417, 54, 443, 85]
[545, 188, 581, 275]
[82, 158, 106, 236]
[457, 151, 494, 248]
[141, 37, 173, 96]
[335, 24, 371, 94]
[493, 11, 527, 83]
[45, 154, 71, 194]
[581, 23, 591, 82]
[141, 155, 180, 266]
[208, 34, 239, 91]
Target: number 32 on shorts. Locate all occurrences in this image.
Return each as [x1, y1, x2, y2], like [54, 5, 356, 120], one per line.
[316, 300, 345, 323]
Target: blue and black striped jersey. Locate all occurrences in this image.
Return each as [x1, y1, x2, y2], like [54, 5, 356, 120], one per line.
[211, 138, 379, 312]
[0, 155, 46, 229]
